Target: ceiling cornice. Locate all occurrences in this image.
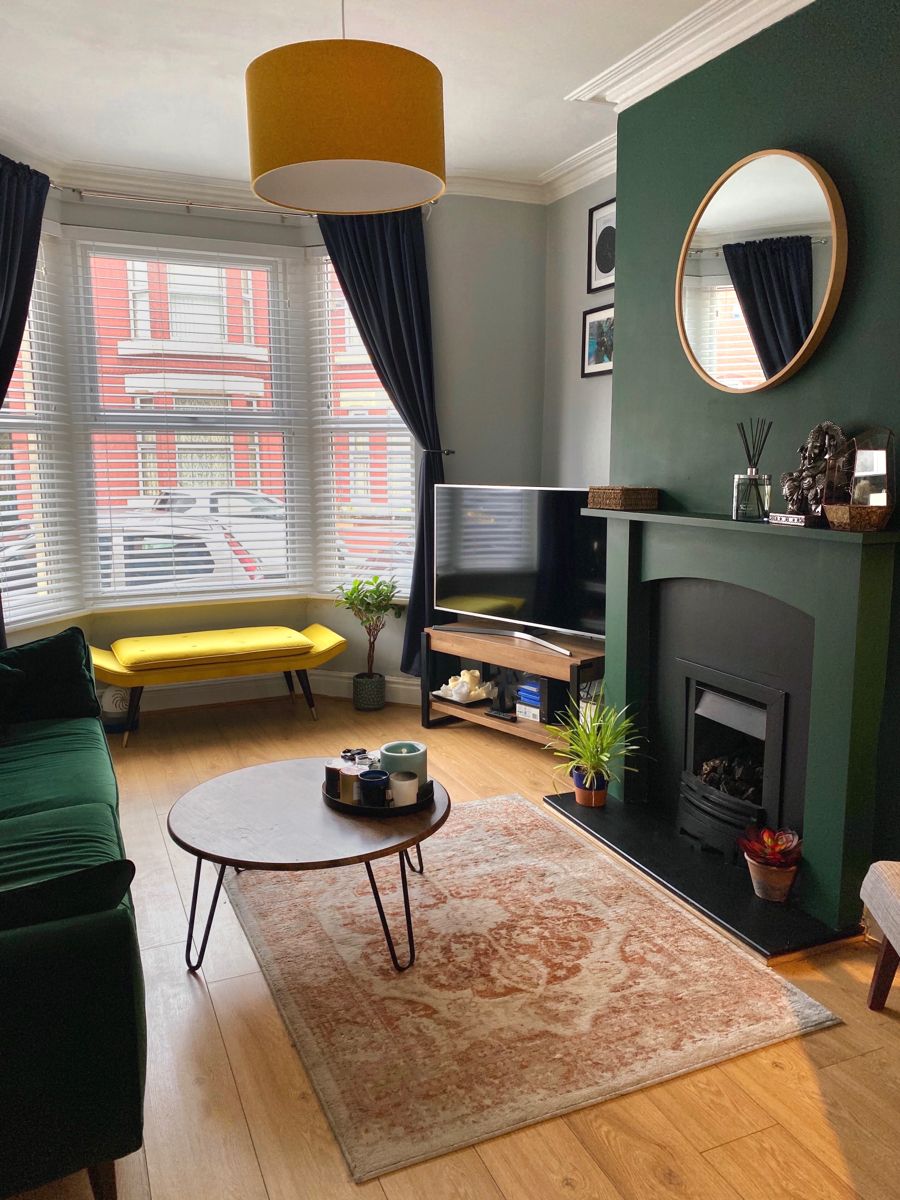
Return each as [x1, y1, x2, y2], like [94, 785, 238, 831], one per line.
[565, 0, 815, 112]
[445, 173, 546, 205]
[539, 133, 617, 203]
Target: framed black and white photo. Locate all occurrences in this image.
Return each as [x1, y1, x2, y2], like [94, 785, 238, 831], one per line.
[587, 197, 616, 292]
[582, 304, 614, 377]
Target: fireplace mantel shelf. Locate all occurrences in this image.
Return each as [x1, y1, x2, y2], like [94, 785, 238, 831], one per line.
[582, 507, 900, 544]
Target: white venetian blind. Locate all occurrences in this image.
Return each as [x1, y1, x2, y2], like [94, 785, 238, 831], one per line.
[682, 275, 766, 390]
[308, 258, 416, 595]
[69, 238, 312, 605]
[0, 237, 80, 625]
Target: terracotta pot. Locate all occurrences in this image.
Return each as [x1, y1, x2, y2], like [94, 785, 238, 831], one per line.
[745, 854, 798, 902]
[572, 768, 608, 808]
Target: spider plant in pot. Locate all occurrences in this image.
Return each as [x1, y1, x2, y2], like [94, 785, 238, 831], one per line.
[334, 575, 402, 711]
[544, 693, 643, 807]
[738, 827, 802, 902]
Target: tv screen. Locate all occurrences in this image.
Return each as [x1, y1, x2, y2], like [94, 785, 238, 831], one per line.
[434, 485, 606, 638]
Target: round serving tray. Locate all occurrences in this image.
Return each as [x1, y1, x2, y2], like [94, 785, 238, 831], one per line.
[321, 784, 435, 819]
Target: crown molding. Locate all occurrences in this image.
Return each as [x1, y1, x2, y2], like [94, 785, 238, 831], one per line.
[539, 133, 617, 203]
[445, 172, 546, 205]
[566, 0, 814, 112]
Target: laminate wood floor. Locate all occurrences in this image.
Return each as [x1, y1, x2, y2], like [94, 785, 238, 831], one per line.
[14, 695, 896, 1200]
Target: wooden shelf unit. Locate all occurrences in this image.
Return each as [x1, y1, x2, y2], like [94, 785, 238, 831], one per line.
[421, 623, 605, 744]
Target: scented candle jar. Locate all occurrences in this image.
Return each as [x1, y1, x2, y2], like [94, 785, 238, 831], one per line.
[379, 741, 427, 785]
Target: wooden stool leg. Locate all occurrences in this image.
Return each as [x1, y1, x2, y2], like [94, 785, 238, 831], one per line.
[88, 1159, 117, 1200]
[868, 937, 900, 1010]
[122, 686, 144, 748]
[295, 670, 318, 721]
[283, 670, 296, 702]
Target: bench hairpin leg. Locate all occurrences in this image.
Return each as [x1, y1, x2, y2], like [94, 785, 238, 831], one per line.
[295, 670, 318, 721]
[185, 858, 226, 972]
[122, 685, 144, 748]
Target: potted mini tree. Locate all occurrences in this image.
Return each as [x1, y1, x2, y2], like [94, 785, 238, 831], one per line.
[544, 692, 642, 807]
[738, 827, 802, 902]
[335, 575, 402, 711]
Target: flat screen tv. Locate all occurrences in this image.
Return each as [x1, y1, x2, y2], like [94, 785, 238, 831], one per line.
[434, 485, 606, 639]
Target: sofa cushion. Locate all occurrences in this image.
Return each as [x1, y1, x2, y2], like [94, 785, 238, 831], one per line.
[0, 627, 101, 722]
[110, 624, 313, 670]
[0, 664, 25, 725]
[0, 858, 135, 932]
[0, 803, 124, 896]
[0, 718, 118, 822]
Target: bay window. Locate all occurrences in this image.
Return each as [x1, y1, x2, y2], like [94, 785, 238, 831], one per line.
[0, 231, 416, 628]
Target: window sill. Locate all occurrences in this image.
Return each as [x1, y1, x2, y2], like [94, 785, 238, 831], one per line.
[116, 338, 269, 361]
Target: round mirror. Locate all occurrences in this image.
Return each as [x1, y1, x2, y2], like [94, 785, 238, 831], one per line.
[675, 150, 847, 393]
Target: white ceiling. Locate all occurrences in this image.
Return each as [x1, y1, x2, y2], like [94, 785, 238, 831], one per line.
[1, 0, 704, 190]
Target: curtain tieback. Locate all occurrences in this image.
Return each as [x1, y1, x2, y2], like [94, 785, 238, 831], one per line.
[424, 448, 454, 455]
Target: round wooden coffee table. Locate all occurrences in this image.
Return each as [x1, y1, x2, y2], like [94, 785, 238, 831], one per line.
[167, 757, 451, 973]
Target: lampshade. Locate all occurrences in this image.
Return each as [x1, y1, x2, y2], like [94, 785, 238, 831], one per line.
[246, 39, 446, 215]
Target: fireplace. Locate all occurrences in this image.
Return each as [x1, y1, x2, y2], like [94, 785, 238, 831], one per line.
[677, 659, 785, 858]
[545, 508, 898, 952]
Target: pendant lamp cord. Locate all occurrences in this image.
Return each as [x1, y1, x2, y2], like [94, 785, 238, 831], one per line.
[341, 0, 346, 38]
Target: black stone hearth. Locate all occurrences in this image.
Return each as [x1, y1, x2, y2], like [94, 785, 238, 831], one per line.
[544, 792, 858, 957]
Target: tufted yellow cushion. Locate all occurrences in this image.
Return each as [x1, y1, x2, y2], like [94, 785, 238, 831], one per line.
[110, 625, 314, 671]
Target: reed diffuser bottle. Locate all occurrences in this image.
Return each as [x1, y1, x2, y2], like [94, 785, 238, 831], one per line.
[733, 418, 773, 522]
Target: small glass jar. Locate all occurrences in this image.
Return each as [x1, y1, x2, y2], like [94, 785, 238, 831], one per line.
[732, 468, 771, 522]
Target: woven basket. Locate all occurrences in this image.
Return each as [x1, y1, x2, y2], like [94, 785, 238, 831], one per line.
[822, 503, 893, 532]
[588, 486, 659, 511]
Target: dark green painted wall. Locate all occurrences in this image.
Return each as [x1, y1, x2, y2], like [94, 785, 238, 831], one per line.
[612, 0, 900, 512]
[610, 0, 900, 866]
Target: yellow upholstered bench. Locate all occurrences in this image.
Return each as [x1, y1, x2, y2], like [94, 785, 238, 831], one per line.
[91, 623, 347, 744]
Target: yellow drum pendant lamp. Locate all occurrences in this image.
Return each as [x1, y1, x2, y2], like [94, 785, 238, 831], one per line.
[246, 39, 446, 215]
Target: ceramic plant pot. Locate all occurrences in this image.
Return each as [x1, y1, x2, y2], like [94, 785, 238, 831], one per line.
[353, 672, 386, 711]
[745, 854, 798, 902]
[572, 767, 608, 808]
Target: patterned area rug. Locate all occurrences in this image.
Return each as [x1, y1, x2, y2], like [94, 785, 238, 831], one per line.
[224, 795, 837, 1181]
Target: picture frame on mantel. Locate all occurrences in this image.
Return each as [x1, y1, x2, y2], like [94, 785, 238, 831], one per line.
[587, 197, 616, 292]
[582, 304, 614, 377]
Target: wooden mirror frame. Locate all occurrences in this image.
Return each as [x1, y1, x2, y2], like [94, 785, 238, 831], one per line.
[675, 149, 848, 394]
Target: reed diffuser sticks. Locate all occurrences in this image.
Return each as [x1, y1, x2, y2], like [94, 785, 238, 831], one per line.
[737, 418, 773, 470]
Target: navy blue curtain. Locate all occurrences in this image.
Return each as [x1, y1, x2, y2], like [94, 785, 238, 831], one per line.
[0, 155, 50, 648]
[318, 208, 443, 676]
[722, 235, 813, 379]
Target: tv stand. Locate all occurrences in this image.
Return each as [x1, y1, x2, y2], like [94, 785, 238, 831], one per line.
[429, 623, 574, 656]
[421, 622, 605, 746]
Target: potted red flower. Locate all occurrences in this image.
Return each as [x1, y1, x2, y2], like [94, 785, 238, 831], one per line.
[738, 826, 802, 902]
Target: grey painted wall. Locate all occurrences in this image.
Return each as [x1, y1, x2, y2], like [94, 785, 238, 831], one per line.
[425, 195, 547, 486]
[541, 177, 616, 487]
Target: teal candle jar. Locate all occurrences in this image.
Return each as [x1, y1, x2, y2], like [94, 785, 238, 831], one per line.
[379, 740, 427, 785]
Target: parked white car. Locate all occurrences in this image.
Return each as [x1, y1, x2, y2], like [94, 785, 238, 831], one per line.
[142, 489, 287, 578]
[96, 511, 268, 593]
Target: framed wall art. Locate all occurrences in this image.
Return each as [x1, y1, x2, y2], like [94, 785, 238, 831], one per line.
[582, 304, 614, 377]
[587, 197, 616, 292]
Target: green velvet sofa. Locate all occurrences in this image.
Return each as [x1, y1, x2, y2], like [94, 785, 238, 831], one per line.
[0, 628, 146, 1200]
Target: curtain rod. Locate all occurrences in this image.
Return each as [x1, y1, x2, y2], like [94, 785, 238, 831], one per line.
[688, 237, 830, 256]
[50, 181, 439, 221]
[49, 181, 312, 220]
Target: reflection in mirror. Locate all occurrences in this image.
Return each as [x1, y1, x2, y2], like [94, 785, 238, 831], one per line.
[677, 151, 846, 394]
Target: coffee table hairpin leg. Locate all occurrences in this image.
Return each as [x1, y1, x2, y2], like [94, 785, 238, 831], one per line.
[185, 858, 227, 972]
[403, 844, 424, 874]
[365, 851, 421, 972]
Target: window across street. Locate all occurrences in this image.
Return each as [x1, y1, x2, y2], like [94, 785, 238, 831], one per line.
[0, 236, 417, 626]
